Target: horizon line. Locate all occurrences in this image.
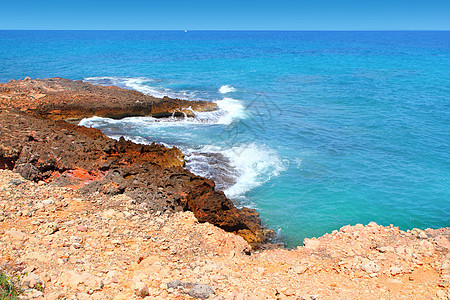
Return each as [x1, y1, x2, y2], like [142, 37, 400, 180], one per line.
[1, 29, 449, 32]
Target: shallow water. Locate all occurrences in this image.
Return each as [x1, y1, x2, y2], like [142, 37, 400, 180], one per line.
[1, 30, 449, 246]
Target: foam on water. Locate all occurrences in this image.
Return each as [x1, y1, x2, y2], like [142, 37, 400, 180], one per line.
[221, 143, 286, 200]
[185, 143, 286, 203]
[176, 97, 246, 125]
[219, 85, 236, 94]
[213, 98, 247, 125]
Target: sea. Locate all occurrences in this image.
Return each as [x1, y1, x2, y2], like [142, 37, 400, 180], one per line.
[1, 30, 449, 247]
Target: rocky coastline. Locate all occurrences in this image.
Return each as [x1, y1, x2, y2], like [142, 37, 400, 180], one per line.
[0, 77, 273, 247]
[0, 78, 449, 299]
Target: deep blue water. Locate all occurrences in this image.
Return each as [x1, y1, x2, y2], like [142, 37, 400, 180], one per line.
[1, 30, 449, 247]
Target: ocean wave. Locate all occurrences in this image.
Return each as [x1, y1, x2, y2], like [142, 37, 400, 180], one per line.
[211, 97, 246, 125]
[185, 143, 286, 203]
[221, 143, 286, 200]
[219, 85, 236, 94]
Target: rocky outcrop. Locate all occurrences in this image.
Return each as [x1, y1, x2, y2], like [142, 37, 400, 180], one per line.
[0, 77, 217, 121]
[0, 78, 272, 246]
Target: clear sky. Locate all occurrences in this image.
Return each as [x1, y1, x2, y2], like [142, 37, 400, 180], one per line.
[1, 0, 449, 30]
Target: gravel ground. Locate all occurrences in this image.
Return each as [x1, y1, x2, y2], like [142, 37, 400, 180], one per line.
[0, 170, 449, 300]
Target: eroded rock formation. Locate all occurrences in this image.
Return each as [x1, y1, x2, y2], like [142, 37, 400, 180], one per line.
[0, 78, 273, 246]
[0, 77, 217, 121]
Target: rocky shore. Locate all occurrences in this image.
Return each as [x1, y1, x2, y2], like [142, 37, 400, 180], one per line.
[0, 77, 217, 121]
[0, 78, 272, 246]
[1, 78, 449, 299]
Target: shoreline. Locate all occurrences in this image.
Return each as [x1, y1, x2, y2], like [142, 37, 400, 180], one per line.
[0, 77, 275, 247]
[1, 77, 448, 248]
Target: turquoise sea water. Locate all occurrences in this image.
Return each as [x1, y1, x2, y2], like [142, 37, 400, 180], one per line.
[1, 31, 449, 247]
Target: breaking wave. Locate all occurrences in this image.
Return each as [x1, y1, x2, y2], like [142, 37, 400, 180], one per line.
[219, 85, 236, 94]
[185, 143, 286, 204]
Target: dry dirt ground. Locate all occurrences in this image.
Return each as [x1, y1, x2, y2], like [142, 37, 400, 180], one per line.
[0, 170, 449, 299]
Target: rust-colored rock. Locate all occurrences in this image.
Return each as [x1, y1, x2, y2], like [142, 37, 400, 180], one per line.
[0, 78, 272, 246]
[0, 77, 217, 121]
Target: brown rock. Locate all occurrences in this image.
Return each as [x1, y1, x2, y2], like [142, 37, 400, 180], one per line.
[0, 77, 218, 121]
[0, 109, 271, 245]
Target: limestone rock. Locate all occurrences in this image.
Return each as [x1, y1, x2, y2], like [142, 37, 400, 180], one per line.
[188, 284, 215, 299]
[361, 261, 380, 274]
[6, 230, 27, 241]
[20, 272, 44, 290]
[39, 222, 59, 235]
[390, 266, 402, 276]
[133, 281, 149, 298]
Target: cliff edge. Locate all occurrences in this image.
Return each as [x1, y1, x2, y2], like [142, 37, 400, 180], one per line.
[0, 170, 448, 299]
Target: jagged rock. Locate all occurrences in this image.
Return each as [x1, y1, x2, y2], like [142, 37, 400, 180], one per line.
[166, 280, 214, 299]
[20, 272, 44, 290]
[133, 281, 149, 298]
[6, 230, 27, 241]
[167, 280, 186, 290]
[0, 109, 271, 245]
[57, 270, 103, 291]
[361, 261, 380, 274]
[390, 266, 402, 276]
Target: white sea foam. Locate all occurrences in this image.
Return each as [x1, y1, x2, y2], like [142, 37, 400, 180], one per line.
[213, 97, 246, 125]
[79, 99, 246, 127]
[219, 85, 236, 94]
[185, 143, 286, 202]
[221, 143, 286, 199]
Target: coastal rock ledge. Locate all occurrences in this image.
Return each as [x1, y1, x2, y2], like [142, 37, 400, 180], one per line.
[1, 77, 218, 120]
[0, 77, 272, 246]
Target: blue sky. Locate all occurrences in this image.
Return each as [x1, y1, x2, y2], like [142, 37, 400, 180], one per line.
[1, 0, 449, 30]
